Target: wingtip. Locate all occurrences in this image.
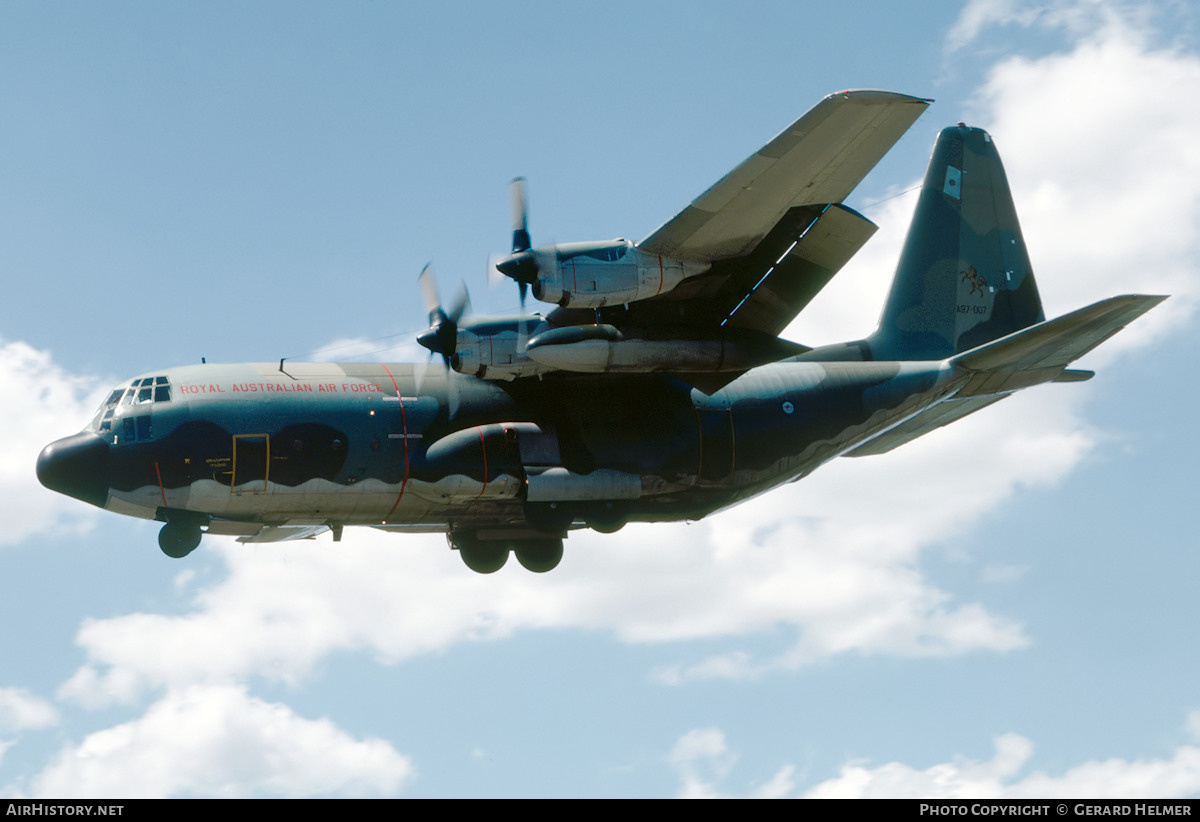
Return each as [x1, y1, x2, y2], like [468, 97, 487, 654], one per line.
[827, 89, 934, 106]
[1114, 293, 1170, 308]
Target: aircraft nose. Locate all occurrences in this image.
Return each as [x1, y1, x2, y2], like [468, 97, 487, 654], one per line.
[36, 431, 110, 508]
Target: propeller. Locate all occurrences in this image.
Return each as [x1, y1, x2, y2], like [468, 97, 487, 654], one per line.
[414, 263, 468, 417]
[495, 177, 539, 308]
[416, 263, 470, 368]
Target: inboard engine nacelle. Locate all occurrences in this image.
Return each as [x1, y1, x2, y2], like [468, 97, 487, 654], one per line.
[450, 317, 554, 381]
[523, 324, 808, 374]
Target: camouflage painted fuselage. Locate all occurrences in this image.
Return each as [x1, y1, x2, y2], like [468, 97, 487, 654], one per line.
[86, 358, 954, 537]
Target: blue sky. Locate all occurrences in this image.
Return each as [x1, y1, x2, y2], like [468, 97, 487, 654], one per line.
[2, 0, 1199, 798]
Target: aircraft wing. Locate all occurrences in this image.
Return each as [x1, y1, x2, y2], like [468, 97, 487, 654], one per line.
[547, 90, 929, 340]
[638, 90, 932, 263]
[543, 90, 931, 391]
[551, 201, 880, 340]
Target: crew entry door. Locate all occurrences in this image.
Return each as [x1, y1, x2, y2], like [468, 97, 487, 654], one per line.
[231, 434, 270, 493]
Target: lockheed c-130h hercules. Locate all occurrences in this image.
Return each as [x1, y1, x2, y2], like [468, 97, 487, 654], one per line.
[37, 90, 1164, 574]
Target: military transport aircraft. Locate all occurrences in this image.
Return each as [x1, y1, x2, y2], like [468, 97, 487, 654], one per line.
[37, 90, 1164, 573]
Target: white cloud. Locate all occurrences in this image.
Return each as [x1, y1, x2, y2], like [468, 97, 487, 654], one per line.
[670, 728, 736, 799]
[310, 335, 427, 364]
[0, 341, 106, 545]
[946, 0, 1045, 53]
[0, 687, 59, 733]
[802, 4, 1200, 356]
[27, 685, 412, 798]
[807, 733, 1200, 798]
[670, 724, 1200, 798]
[60, 441, 1041, 703]
[805, 733, 1034, 798]
[972, 16, 1200, 347]
[945, 0, 1162, 55]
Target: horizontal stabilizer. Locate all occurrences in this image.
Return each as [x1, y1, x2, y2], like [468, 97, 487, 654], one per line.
[951, 294, 1166, 397]
[846, 394, 1008, 457]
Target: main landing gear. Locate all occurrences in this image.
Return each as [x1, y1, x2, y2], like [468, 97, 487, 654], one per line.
[451, 532, 564, 574]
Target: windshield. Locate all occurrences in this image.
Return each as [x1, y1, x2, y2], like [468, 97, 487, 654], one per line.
[88, 376, 173, 432]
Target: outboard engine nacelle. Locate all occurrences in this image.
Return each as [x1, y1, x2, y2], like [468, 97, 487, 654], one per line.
[529, 241, 707, 308]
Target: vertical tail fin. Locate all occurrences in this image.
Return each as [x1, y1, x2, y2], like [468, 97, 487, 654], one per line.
[867, 125, 1044, 361]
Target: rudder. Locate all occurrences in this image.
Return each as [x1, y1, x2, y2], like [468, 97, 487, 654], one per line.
[867, 125, 1044, 360]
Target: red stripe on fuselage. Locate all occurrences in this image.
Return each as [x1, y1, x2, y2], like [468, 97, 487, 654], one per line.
[380, 364, 409, 523]
[476, 426, 488, 498]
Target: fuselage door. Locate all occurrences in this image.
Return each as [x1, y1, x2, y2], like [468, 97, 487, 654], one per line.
[231, 434, 270, 493]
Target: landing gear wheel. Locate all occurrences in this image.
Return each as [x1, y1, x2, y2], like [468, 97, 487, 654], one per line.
[457, 537, 509, 574]
[587, 516, 626, 534]
[585, 501, 629, 534]
[158, 522, 202, 558]
[514, 538, 563, 573]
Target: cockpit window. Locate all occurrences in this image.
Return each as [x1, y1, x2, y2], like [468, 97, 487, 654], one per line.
[131, 376, 172, 404]
[89, 376, 172, 434]
[91, 386, 126, 431]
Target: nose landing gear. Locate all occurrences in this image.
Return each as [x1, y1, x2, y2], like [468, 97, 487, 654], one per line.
[158, 521, 202, 558]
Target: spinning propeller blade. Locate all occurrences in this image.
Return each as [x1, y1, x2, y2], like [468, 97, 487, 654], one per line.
[510, 176, 530, 253]
[495, 177, 538, 308]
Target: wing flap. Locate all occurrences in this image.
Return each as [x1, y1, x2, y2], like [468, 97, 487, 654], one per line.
[723, 204, 878, 335]
[638, 90, 930, 262]
[563, 203, 878, 337]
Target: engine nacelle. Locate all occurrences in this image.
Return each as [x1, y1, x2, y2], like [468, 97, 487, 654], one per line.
[451, 317, 556, 381]
[523, 324, 808, 374]
[530, 240, 707, 308]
